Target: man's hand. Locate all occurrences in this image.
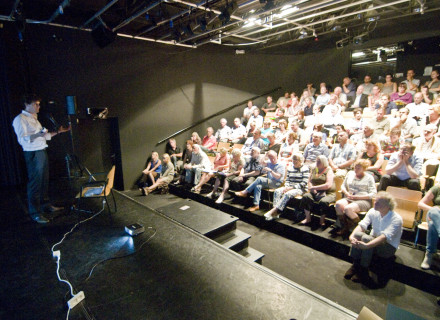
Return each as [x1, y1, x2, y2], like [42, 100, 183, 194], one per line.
[29, 131, 46, 143]
[58, 125, 71, 133]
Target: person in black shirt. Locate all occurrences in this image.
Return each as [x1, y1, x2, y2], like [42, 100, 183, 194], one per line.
[166, 138, 182, 169]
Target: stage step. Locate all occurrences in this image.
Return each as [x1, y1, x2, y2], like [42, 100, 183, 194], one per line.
[169, 184, 439, 295]
[212, 229, 251, 252]
[237, 247, 265, 264]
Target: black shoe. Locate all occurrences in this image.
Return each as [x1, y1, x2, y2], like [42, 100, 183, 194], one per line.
[344, 264, 358, 280]
[32, 215, 50, 224]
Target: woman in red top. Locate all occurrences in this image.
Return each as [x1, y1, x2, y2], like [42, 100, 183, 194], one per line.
[192, 147, 230, 193]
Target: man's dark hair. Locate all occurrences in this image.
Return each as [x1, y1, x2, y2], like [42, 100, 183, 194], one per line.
[22, 94, 41, 105]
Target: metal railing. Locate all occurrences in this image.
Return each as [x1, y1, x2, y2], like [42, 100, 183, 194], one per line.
[156, 86, 282, 145]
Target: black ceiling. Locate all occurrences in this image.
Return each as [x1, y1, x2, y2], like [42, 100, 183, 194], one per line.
[1, 0, 439, 51]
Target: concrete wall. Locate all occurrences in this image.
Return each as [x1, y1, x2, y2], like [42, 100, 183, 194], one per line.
[3, 23, 350, 188]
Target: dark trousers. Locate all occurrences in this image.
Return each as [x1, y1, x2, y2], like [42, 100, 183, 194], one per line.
[24, 149, 49, 217]
[378, 174, 421, 191]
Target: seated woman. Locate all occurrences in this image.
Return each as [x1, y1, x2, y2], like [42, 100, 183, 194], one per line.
[296, 110, 306, 129]
[265, 132, 280, 154]
[425, 69, 440, 94]
[278, 132, 299, 163]
[207, 148, 245, 204]
[335, 159, 377, 237]
[299, 155, 336, 229]
[390, 82, 413, 106]
[142, 154, 175, 195]
[358, 140, 384, 182]
[418, 183, 440, 270]
[246, 121, 257, 138]
[191, 132, 202, 145]
[191, 147, 230, 193]
[264, 153, 310, 221]
[138, 151, 162, 191]
[274, 119, 289, 144]
[380, 128, 401, 160]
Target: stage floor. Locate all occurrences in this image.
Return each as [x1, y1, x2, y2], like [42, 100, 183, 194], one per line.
[3, 182, 438, 320]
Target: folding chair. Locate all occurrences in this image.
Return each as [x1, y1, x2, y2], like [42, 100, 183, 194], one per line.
[74, 166, 117, 218]
[386, 186, 422, 229]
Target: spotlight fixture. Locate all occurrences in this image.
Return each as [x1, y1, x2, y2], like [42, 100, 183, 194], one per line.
[353, 32, 369, 45]
[336, 37, 350, 49]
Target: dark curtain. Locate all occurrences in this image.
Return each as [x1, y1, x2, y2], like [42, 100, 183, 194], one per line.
[0, 38, 23, 186]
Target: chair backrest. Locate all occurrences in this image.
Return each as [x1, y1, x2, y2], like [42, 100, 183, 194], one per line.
[362, 109, 375, 118]
[334, 175, 344, 201]
[342, 111, 354, 119]
[232, 143, 244, 150]
[217, 142, 231, 152]
[386, 186, 422, 229]
[208, 156, 216, 166]
[105, 166, 116, 196]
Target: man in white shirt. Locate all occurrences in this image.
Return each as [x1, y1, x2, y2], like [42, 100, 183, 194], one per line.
[246, 108, 264, 130]
[314, 86, 331, 108]
[333, 86, 348, 110]
[322, 94, 342, 118]
[229, 118, 247, 144]
[215, 118, 232, 143]
[12, 94, 70, 223]
[406, 92, 430, 125]
[344, 192, 402, 286]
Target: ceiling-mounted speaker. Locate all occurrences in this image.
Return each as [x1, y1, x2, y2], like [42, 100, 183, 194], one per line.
[91, 21, 116, 48]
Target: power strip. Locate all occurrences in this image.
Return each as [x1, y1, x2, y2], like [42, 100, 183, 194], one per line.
[68, 291, 85, 309]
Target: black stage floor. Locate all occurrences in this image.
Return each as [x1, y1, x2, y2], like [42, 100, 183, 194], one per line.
[2, 183, 358, 320]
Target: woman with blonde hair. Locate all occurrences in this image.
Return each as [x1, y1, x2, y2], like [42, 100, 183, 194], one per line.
[191, 132, 202, 145]
[138, 151, 162, 191]
[192, 147, 230, 193]
[299, 155, 335, 228]
[358, 140, 384, 182]
[142, 154, 175, 195]
[335, 159, 377, 237]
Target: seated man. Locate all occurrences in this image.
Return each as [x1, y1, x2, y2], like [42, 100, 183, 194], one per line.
[242, 100, 257, 125]
[328, 131, 356, 178]
[261, 95, 277, 116]
[314, 85, 331, 109]
[378, 143, 423, 191]
[142, 153, 175, 195]
[201, 127, 217, 153]
[215, 118, 232, 143]
[342, 77, 356, 101]
[229, 117, 247, 144]
[351, 123, 380, 152]
[246, 107, 264, 130]
[235, 150, 285, 212]
[344, 191, 403, 285]
[184, 144, 212, 185]
[418, 184, 440, 270]
[303, 132, 330, 167]
[402, 69, 420, 96]
[396, 107, 418, 141]
[242, 129, 266, 157]
[369, 107, 390, 137]
[322, 94, 342, 118]
[333, 86, 348, 110]
[361, 75, 374, 96]
[289, 120, 307, 151]
[407, 92, 430, 125]
[348, 85, 368, 110]
[375, 94, 398, 115]
[230, 147, 263, 191]
[413, 124, 440, 160]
